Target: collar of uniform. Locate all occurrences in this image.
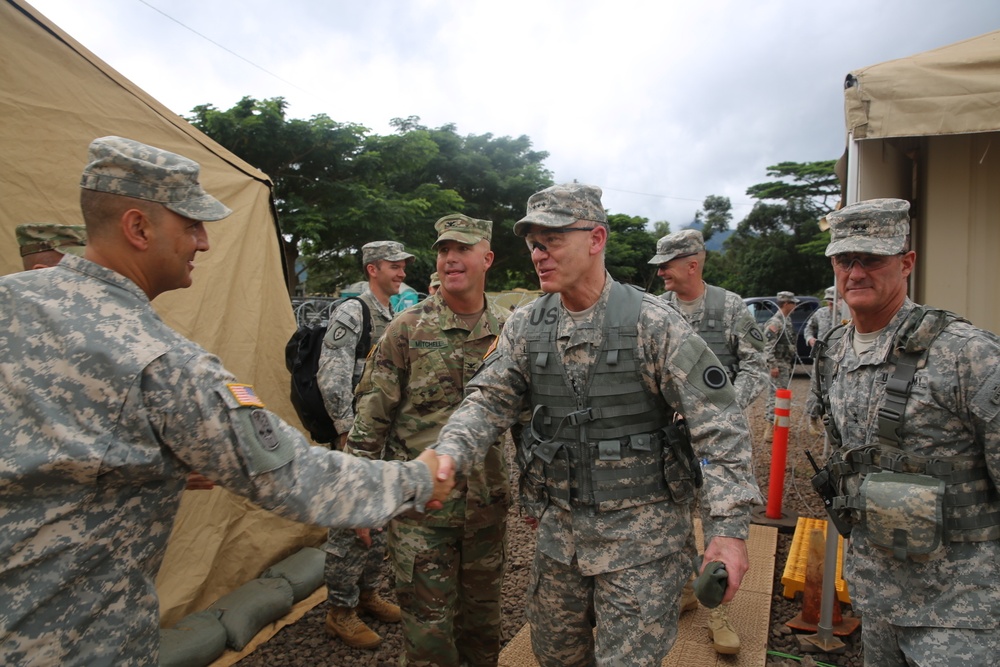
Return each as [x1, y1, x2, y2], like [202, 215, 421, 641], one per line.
[838, 298, 917, 370]
[557, 270, 614, 346]
[57, 252, 152, 304]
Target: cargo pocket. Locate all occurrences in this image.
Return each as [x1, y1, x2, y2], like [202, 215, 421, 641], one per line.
[861, 472, 945, 560]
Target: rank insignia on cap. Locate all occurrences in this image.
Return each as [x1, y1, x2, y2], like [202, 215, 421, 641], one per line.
[227, 383, 265, 408]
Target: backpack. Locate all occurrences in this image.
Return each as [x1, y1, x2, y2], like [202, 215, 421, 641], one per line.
[285, 297, 371, 444]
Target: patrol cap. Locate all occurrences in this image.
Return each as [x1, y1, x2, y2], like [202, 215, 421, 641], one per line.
[648, 228, 705, 265]
[825, 198, 910, 257]
[823, 286, 836, 301]
[362, 240, 414, 266]
[433, 213, 492, 248]
[16, 223, 87, 257]
[80, 136, 232, 222]
[777, 291, 800, 304]
[513, 182, 607, 237]
[428, 272, 441, 288]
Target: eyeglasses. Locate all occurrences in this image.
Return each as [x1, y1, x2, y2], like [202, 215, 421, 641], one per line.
[831, 253, 903, 272]
[524, 226, 597, 253]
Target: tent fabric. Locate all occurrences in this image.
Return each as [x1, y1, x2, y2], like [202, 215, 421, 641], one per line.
[846, 30, 1000, 140]
[1, 0, 325, 628]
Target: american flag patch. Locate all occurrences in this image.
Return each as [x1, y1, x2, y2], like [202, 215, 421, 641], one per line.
[227, 383, 265, 408]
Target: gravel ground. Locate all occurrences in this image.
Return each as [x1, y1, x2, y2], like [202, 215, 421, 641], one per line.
[238, 370, 863, 667]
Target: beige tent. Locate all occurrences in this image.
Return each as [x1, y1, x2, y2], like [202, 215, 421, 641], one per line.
[0, 0, 324, 627]
[842, 30, 1000, 333]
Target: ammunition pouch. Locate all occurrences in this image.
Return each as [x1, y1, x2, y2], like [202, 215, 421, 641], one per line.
[662, 419, 702, 504]
[515, 425, 549, 520]
[860, 472, 945, 560]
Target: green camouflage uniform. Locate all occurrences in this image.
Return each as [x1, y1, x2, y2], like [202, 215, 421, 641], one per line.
[433, 273, 761, 666]
[317, 287, 395, 609]
[347, 292, 511, 667]
[0, 254, 434, 666]
[764, 309, 796, 422]
[821, 298, 1000, 667]
[661, 285, 768, 410]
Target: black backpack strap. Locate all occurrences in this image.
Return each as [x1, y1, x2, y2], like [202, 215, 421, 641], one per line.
[349, 296, 373, 360]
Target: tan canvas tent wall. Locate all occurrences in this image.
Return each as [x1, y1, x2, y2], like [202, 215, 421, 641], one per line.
[842, 30, 1000, 333]
[0, 0, 324, 627]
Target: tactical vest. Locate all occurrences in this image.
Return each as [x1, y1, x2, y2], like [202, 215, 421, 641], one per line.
[814, 306, 1000, 544]
[697, 284, 739, 380]
[521, 282, 675, 512]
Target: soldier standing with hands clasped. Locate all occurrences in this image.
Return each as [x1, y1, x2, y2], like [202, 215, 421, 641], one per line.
[814, 198, 1000, 667]
[432, 183, 761, 667]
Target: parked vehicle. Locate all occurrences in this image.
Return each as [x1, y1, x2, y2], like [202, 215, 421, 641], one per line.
[742, 296, 820, 365]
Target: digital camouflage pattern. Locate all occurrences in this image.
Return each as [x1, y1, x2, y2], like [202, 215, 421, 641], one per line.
[825, 198, 910, 257]
[526, 548, 691, 667]
[512, 182, 607, 236]
[317, 288, 394, 608]
[79, 136, 231, 222]
[661, 286, 768, 409]
[764, 308, 797, 421]
[317, 289, 393, 435]
[0, 254, 434, 666]
[361, 240, 414, 266]
[434, 274, 760, 569]
[821, 298, 1000, 662]
[346, 292, 511, 666]
[804, 303, 838, 418]
[433, 274, 760, 665]
[862, 616, 1000, 667]
[647, 228, 705, 265]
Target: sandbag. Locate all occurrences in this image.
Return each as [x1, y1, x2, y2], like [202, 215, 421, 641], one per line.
[159, 609, 227, 667]
[208, 577, 294, 650]
[260, 546, 326, 602]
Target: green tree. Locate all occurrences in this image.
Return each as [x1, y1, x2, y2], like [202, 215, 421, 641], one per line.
[604, 213, 659, 289]
[697, 195, 732, 243]
[744, 160, 840, 214]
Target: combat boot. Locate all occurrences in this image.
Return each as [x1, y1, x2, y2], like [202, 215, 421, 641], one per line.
[325, 606, 381, 649]
[678, 577, 698, 614]
[707, 605, 740, 655]
[359, 589, 401, 623]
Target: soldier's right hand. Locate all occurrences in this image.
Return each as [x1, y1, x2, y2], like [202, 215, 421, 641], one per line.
[416, 449, 455, 509]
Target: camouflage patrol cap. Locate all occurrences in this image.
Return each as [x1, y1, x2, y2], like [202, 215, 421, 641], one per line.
[513, 183, 607, 236]
[432, 214, 493, 248]
[777, 291, 800, 304]
[428, 272, 441, 288]
[823, 286, 836, 301]
[80, 136, 232, 222]
[361, 240, 414, 266]
[825, 198, 910, 257]
[16, 223, 87, 257]
[648, 228, 705, 265]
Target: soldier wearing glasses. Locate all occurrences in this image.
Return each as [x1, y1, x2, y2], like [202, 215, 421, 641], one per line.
[814, 198, 1000, 667]
[430, 183, 761, 666]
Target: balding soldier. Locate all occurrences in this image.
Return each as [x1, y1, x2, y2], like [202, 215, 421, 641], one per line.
[432, 183, 761, 666]
[0, 136, 451, 666]
[763, 290, 800, 439]
[15, 222, 87, 270]
[346, 214, 510, 667]
[317, 240, 413, 649]
[648, 228, 767, 655]
[813, 198, 1000, 667]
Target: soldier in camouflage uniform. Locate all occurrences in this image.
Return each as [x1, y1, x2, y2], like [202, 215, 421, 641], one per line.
[15, 222, 87, 269]
[346, 214, 510, 667]
[317, 239, 413, 649]
[814, 198, 1000, 667]
[649, 228, 767, 654]
[432, 183, 762, 667]
[804, 286, 842, 432]
[0, 136, 450, 667]
[763, 290, 800, 434]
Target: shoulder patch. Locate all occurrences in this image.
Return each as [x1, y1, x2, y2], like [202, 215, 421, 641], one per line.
[227, 383, 265, 408]
[971, 364, 1000, 421]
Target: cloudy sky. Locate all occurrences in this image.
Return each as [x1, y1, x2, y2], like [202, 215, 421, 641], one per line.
[27, 0, 1000, 227]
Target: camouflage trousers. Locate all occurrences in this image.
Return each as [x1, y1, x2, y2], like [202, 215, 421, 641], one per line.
[862, 617, 1000, 667]
[765, 362, 795, 422]
[388, 519, 507, 667]
[525, 549, 690, 667]
[323, 527, 388, 607]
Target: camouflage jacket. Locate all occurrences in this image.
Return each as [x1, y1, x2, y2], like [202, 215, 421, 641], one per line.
[347, 293, 511, 529]
[823, 298, 1000, 627]
[317, 289, 393, 435]
[434, 274, 761, 575]
[764, 310, 797, 369]
[0, 255, 433, 666]
[804, 305, 835, 346]
[662, 284, 768, 409]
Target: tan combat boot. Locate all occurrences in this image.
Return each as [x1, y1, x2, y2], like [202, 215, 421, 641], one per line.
[707, 605, 740, 655]
[325, 606, 381, 649]
[678, 577, 698, 614]
[359, 589, 402, 623]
